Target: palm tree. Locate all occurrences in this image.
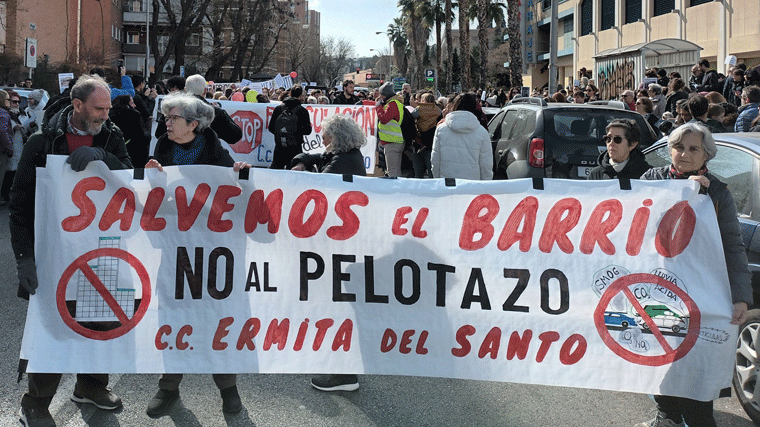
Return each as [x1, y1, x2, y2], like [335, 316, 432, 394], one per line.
[506, 0, 522, 87]
[460, 0, 507, 89]
[458, 0, 471, 90]
[387, 18, 409, 77]
[418, 0, 445, 91]
[398, 0, 431, 89]
[476, 0, 488, 89]
[445, 0, 454, 92]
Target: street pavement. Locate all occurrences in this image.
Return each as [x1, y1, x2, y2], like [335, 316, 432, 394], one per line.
[0, 204, 755, 427]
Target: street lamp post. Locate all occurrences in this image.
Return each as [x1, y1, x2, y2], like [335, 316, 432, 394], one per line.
[375, 31, 393, 79]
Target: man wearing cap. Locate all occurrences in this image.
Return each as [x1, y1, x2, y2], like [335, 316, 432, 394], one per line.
[375, 82, 406, 178]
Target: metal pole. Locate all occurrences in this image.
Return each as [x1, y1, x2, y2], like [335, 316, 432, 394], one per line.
[548, 0, 558, 95]
[145, 0, 150, 79]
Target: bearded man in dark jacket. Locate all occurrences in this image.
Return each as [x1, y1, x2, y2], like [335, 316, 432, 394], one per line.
[10, 74, 132, 427]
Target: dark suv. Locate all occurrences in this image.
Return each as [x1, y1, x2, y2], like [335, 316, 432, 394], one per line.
[488, 98, 659, 180]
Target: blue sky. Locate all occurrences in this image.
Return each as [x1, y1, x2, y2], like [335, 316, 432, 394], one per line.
[310, 0, 462, 59]
[310, 0, 400, 58]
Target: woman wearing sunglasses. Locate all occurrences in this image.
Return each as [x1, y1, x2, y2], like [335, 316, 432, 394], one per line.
[586, 119, 651, 180]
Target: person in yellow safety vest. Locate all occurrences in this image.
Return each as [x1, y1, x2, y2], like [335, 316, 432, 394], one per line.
[375, 82, 406, 178]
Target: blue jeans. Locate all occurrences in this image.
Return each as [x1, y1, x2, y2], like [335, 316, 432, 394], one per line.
[412, 148, 432, 178]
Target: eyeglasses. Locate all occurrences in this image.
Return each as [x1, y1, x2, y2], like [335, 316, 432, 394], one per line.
[165, 114, 189, 124]
[636, 102, 644, 105]
[9, 100, 19, 104]
[603, 135, 625, 144]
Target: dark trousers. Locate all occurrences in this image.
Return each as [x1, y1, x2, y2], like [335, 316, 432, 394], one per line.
[158, 374, 236, 391]
[654, 394, 716, 427]
[1, 170, 15, 200]
[21, 373, 108, 409]
[270, 144, 302, 170]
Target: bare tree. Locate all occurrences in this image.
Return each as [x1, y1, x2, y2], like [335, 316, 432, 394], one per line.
[200, 0, 290, 81]
[301, 36, 355, 87]
[150, 0, 212, 78]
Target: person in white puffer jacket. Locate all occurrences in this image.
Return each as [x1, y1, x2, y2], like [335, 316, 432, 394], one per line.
[430, 93, 493, 180]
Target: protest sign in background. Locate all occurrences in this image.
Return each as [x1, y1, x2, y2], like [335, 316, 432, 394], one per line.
[21, 156, 738, 401]
[149, 99, 377, 172]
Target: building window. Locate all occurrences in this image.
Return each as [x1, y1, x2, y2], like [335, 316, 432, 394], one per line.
[601, 0, 615, 30]
[653, 0, 675, 16]
[580, 0, 592, 36]
[187, 33, 200, 46]
[689, 0, 711, 5]
[543, 0, 551, 9]
[127, 31, 140, 44]
[625, 0, 641, 24]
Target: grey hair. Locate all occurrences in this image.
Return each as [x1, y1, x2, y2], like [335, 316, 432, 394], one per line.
[184, 74, 207, 97]
[161, 92, 215, 132]
[322, 113, 366, 153]
[648, 83, 663, 95]
[71, 74, 110, 102]
[667, 122, 717, 162]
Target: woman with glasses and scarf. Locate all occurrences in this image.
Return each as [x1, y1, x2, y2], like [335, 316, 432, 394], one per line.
[144, 92, 249, 417]
[635, 122, 751, 427]
[586, 119, 651, 180]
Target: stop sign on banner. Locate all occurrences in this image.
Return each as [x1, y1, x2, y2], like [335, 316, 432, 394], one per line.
[229, 110, 265, 154]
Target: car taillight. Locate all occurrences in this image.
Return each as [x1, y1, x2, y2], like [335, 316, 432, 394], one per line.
[528, 138, 544, 168]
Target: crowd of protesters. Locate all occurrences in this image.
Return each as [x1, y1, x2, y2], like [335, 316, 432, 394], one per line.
[5, 56, 760, 427]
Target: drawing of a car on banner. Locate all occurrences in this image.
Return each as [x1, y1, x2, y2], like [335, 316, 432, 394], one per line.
[603, 311, 638, 329]
[635, 305, 689, 334]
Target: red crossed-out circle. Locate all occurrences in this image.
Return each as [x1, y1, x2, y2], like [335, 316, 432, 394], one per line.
[56, 248, 151, 341]
[594, 273, 700, 366]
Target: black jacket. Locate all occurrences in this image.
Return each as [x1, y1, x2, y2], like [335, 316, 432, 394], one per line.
[267, 98, 312, 137]
[9, 105, 132, 298]
[586, 149, 651, 180]
[110, 104, 150, 167]
[332, 92, 361, 105]
[697, 70, 721, 93]
[155, 95, 243, 145]
[152, 127, 234, 167]
[291, 148, 367, 176]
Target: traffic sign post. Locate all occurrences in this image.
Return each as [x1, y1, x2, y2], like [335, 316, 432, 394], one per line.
[25, 38, 37, 79]
[424, 69, 437, 90]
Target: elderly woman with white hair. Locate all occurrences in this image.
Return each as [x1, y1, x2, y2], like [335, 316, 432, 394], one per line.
[144, 93, 248, 417]
[146, 93, 248, 172]
[291, 113, 367, 176]
[635, 122, 752, 427]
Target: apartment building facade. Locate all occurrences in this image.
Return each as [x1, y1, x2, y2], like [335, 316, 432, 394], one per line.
[521, 0, 760, 98]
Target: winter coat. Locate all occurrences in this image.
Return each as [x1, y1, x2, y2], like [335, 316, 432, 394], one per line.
[430, 110, 493, 180]
[152, 127, 234, 168]
[291, 148, 367, 176]
[586, 149, 651, 180]
[267, 97, 312, 139]
[665, 90, 689, 116]
[735, 103, 760, 132]
[9, 104, 132, 298]
[697, 70, 721, 93]
[641, 166, 752, 305]
[650, 94, 666, 119]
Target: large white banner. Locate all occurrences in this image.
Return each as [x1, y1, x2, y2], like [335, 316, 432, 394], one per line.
[150, 100, 378, 172]
[22, 157, 738, 401]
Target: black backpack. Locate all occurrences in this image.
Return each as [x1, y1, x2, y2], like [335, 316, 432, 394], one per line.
[400, 107, 417, 143]
[274, 106, 301, 148]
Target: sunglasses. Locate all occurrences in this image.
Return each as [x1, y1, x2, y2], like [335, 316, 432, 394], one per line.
[603, 135, 624, 144]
